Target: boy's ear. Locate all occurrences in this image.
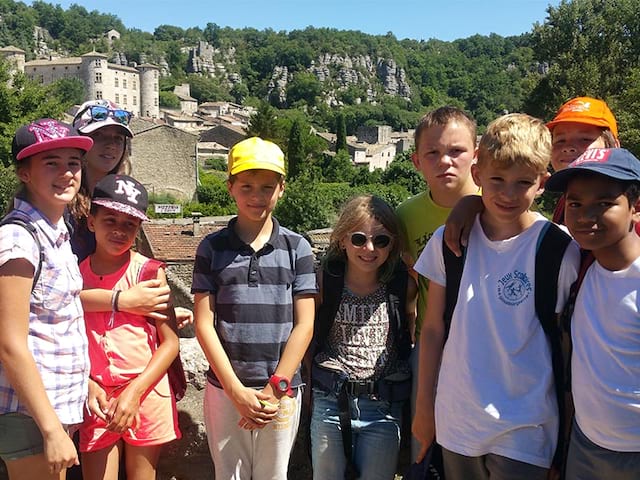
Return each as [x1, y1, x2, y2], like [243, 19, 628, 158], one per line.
[470, 164, 481, 187]
[410, 151, 420, 169]
[536, 171, 551, 196]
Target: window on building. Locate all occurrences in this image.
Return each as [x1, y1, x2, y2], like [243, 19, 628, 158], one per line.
[123, 79, 127, 89]
[114, 77, 119, 87]
[154, 98, 158, 106]
[123, 95, 127, 105]
[133, 96, 137, 106]
[95, 72, 102, 83]
[39, 75, 44, 84]
[96, 91, 103, 99]
[95, 59, 102, 68]
[115, 94, 120, 103]
[153, 83, 158, 92]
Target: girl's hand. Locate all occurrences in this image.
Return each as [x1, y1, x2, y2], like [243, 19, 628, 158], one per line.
[119, 280, 171, 320]
[86, 378, 109, 422]
[43, 427, 79, 474]
[105, 385, 142, 434]
[412, 405, 435, 463]
[175, 307, 194, 329]
[231, 386, 278, 430]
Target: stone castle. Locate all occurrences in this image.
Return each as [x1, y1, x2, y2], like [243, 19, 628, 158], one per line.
[0, 45, 160, 118]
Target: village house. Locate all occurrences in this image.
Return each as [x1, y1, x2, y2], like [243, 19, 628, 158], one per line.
[129, 117, 199, 201]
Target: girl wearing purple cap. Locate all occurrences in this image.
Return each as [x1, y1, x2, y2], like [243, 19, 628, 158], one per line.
[0, 119, 93, 479]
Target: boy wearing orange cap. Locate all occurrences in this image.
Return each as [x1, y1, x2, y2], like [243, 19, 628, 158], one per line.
[192, 137, 317, 479]
[443, 97, 622, 253]
[546, 96, 620, 223]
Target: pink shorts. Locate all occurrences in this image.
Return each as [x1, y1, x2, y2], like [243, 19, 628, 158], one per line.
[80, 375, 181, 452]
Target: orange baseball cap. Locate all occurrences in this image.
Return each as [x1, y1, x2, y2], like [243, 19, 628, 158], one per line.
[546, 96, 618, 139]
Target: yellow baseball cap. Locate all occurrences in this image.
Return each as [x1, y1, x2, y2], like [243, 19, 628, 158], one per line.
[228, 137, 286, 176]
[546, 96, 618, 139]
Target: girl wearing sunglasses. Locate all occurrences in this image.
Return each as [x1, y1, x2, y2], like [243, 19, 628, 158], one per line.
[310, 195, 417, 480]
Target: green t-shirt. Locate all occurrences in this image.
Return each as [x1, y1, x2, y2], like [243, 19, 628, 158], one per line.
[396, 190, 451, 336]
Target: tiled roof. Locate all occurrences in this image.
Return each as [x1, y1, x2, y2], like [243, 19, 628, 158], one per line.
[141, 221, 227, 262]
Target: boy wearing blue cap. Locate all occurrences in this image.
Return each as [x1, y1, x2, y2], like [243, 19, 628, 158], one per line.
[546, 148, 640, 479]
[192, 137, 317, 479]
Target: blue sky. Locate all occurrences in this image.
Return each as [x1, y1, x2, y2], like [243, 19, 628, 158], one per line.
[31, 0, 562, 42]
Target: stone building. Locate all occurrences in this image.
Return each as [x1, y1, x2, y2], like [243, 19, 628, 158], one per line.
[11, 49, 159, 118]
[129, 118, 198, 201]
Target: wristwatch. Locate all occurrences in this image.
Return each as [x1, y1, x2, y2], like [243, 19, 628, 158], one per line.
[269, 374, 293, 397]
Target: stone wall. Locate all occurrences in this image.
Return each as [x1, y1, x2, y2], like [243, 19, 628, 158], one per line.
[129, 124, 198, 201]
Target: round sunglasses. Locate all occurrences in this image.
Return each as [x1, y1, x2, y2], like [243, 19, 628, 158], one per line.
[349, 232, 392, 249]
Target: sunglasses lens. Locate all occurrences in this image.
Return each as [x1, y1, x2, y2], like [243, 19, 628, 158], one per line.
[373, 235, 391, 248]
[112, 110, 131, 125]
[89, 106, 109, 121]
[350, 233, 367, 247]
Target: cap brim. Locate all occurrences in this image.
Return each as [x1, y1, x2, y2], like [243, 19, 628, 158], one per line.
[229, 163, 286, 176]
[546, 117, 611, 132]
[16, 136, 94, 161]
[546, 164, 639, 192]
[92, 199, 149, 221]
[78, 117, 133, 137]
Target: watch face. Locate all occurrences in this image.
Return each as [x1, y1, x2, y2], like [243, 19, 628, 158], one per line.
[277, 379, 288, 391]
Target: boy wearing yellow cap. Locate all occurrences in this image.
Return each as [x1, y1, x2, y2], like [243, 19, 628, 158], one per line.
[192, 137, 317, 479]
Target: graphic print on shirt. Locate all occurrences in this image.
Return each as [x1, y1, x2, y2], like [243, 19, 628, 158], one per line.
[497, 270, 532, 306]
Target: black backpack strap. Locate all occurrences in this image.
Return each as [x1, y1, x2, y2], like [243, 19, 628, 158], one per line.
[534, 221, 572, 469]
[0, 216, 43, 291]
[313, 263, 345, 349]
[443, 236, 465, 343]
[561, 250, 595, 335]
[386, 264, 413, 360]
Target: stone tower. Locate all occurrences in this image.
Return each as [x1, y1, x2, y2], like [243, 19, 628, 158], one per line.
[80, 51, 109, 101]
[138, 63, 160, 118]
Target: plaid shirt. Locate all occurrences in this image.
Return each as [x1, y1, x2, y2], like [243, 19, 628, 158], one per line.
[0, 199, 88, 425]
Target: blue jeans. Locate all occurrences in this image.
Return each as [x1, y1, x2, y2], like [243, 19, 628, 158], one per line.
[310, 388, 402, 480]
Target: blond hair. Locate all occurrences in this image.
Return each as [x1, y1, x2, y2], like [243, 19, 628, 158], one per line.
[323, 195, 403, 282]
[414, 106, 477, 150]
[477, 113, 551, 173]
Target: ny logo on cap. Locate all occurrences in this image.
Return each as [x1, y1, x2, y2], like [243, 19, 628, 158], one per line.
[29, 120, 70, 142]
[114, 179, 142, 204]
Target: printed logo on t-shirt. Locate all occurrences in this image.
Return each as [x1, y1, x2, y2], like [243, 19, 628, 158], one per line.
[497, 270, 532, 306]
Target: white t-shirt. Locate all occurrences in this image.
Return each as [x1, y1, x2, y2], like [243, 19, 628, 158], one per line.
[572, 257, 640, 452]
[415, 214, 579, 468]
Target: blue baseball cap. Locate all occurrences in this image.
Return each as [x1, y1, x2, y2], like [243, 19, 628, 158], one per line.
[546, 148, 640, 192]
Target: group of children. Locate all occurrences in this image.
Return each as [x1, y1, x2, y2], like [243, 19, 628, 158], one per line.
[0, 93, 637, 480]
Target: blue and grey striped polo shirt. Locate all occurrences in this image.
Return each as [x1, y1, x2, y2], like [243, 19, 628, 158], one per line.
[192, 217, 317, 389]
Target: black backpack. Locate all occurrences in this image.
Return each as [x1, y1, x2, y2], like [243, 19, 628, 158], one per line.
[443, 221, 572, 469]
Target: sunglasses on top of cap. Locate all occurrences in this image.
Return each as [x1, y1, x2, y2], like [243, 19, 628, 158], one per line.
[75, 105, 132, 127]
[349, 232, 392, 249]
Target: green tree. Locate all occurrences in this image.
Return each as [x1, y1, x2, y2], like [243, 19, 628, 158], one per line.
[246, 101, 279, 142]
[323, 150, 356, 183]
[287, 118, 304, 179]
[159, 91, 180, 108]
[335, 111, 347, 153]
[286, 72, 322, 107]
[48, 78, 85, 109]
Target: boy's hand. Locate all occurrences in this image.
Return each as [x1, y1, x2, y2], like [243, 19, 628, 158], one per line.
[43, 427, 79, 474]
[412, 404, 435, 462]
[444, 194, 483, 257]
[119, 280, 171, 320]
[86, 378, 109, 422]
[231, 386, 278, 430]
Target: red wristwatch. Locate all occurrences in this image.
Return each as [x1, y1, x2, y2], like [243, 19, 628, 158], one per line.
[269, 374, 293, 397]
